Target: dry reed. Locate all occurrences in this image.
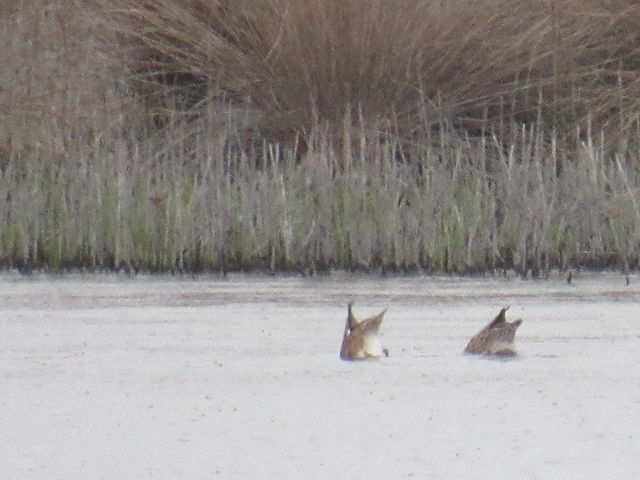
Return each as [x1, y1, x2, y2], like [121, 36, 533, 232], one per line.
[2, 0, 640, 274]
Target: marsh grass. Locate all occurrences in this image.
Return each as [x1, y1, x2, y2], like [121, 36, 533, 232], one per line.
[2, 1, 640, 274]
[2, 108, 640, 275]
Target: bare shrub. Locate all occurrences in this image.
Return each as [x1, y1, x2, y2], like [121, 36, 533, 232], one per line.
[101, 1, 555, 140]
[101, 0, 640, 149]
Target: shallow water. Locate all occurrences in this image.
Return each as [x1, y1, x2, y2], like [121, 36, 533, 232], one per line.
[1, 272, 639, 479]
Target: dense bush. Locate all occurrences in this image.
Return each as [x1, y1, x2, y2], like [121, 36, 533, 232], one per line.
[104, 0, 640, 143]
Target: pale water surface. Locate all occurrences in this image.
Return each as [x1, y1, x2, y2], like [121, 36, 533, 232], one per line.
[1, 272, 639, 479]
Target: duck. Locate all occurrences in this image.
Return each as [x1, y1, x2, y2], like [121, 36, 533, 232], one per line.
[464, 306, 522, 356]
[340, 302, 389, 360]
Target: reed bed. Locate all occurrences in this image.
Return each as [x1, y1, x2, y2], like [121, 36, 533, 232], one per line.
[2, 111, 640, 275]
[2, 0, 640, 274]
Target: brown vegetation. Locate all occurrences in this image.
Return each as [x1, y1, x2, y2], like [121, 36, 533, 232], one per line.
[2, 1, 640, 273]
[101, 0, 640, 142]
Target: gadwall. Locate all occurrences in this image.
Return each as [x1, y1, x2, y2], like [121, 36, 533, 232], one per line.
[464, 306, 522, 356]
[340, 302, 389, 360]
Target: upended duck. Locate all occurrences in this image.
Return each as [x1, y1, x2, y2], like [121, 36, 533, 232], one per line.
[340, 302, 389, 360]
[464, 306, 523, 356]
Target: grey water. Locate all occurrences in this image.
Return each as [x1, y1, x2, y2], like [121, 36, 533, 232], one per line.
[1, 272, 639, 479]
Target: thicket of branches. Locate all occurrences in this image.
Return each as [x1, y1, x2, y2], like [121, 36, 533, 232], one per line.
[104, 0, 640, 145]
